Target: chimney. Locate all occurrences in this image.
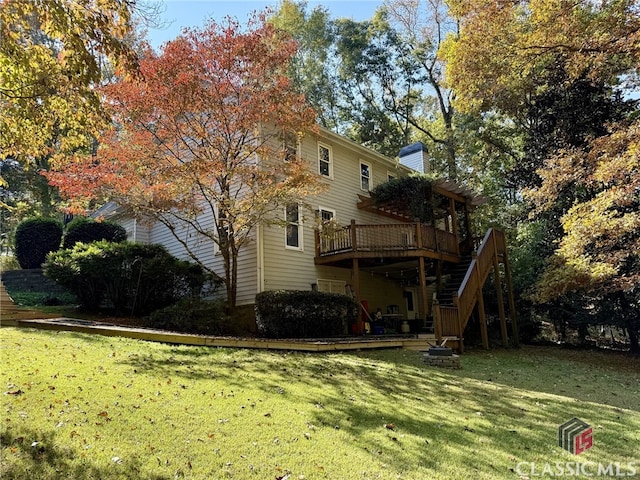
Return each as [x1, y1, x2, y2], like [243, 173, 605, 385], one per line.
[398, 142, 429, 173]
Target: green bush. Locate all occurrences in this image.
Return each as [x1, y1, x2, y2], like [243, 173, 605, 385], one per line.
[14, 217, 62, 269]
[62, 217, 127, 249]
[0, 255, 20, 272]
[44, 241, 210, 315]
[255, 290, 357, 338]
[148, 298, 237, 335]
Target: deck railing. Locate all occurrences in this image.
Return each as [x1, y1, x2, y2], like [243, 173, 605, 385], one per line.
[316, 221, 459, 258]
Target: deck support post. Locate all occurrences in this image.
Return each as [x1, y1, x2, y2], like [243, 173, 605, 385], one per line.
[453, 294, 464, 353]
[450, 198, 460, 256]
[473, 252, 489, 350]
[435, 260, 443, 297]
[352, 257, 362, 335]
[432, 295, 442, 344]
[492, 240, 508, 348]
[477, 289, 489, 350]
[418, 256, 429, 334]
[503, 250, 519, 347]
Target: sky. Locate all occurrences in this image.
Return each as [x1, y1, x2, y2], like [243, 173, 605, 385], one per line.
[146, 0, 384, 48]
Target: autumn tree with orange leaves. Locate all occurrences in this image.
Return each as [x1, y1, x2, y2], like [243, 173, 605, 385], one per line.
[47, 14, 323, 312]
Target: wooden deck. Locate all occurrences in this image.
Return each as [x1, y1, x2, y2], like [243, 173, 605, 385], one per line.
[315, 221, 461, 265]
[1, 280, 435, 352]
[2, 316, 435, 352]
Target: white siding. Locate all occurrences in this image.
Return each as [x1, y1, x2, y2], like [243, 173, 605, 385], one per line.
[260, 129, 411, 315]
[146, 212, 257, 306]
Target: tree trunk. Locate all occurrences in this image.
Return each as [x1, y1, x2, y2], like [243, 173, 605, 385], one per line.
[627, 324, 640, 354]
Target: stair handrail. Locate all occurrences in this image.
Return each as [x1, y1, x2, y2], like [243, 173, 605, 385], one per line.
[456, 228, 499, 329]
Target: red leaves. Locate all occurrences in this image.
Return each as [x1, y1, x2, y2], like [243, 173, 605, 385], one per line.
[50, 13, 318, 217]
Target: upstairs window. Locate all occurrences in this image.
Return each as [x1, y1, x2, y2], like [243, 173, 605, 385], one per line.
[318, 143, 332, 178]
[283, 131, 298, 162]
[285, 203, 303, 250]
[360, 161, 372, 191]
[319, 207, 335, 224]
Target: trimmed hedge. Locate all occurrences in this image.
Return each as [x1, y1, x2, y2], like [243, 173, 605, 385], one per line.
[62, 217, 127, 249]
[148, 298, 238, 336]
[255, 290, 357, 338]
[44, 241, 210, 315]
[14, 217, 63, 269]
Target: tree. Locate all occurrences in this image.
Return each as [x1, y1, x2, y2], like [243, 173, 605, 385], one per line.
[47, 14, 324, 313]
[527, 120, 640, 351]
[442, 0, 639, 117]
[381, 0, 459, 179]
[440, 0, 640, 348]
[270, 1, 341, 130]
[0, 0, 142, 163]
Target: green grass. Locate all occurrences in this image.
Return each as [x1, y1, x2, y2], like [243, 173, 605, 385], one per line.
[1, 328, 638, 479]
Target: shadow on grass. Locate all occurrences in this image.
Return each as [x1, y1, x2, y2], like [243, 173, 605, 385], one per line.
[112, 341, 639, 471]
[0, 426, 170, 480]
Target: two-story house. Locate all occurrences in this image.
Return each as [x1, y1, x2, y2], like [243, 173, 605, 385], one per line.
[97, 126, 518, 352]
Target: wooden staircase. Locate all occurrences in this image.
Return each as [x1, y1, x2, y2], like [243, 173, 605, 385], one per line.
[432, 228, 519, 353]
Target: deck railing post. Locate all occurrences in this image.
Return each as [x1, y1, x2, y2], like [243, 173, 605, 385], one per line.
[453, 294, 464, 353]
[350, 219, 357, 251]
[415, 223, 422, 249]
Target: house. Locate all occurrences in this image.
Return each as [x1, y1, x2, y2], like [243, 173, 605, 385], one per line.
[96, 127, 518, 351]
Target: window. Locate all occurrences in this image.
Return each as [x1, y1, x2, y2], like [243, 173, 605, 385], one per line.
[387, 172, 396, 181]
[283, 131, 298, 162]
[360, 161, 372, 191]
[318, 143, 332, 177]
[317, 279, 346, 294]
[319, 207, 335, 224]
[285, 203, 302, 249]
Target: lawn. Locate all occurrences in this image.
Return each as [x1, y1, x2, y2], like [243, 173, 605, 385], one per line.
[1, 328, 638, 479]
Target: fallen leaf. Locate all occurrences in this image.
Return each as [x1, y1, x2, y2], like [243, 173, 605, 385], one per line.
[385, 423, 395, 430]
[4, 389, 23, 395]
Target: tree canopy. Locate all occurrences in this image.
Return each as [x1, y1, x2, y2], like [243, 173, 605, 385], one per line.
[442, 0, 640, 116]
[47, 14, 324, 311]
[0, 0, 141, 162]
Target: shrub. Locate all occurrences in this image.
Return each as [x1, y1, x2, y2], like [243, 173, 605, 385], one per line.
[148, 298, 237, 335]
[255, 290, 357, 338]
[62, 216, 127, 249]
[44, 241, 210, 315]
[14, 217, 62, 269]
[0, 255, 20, 272]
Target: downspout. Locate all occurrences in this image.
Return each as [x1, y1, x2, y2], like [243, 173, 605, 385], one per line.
[132, 218, 137, 243]
[257, 224, 264, 294]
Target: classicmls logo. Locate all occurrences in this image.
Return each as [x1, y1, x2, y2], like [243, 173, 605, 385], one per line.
[558, 418, 593, 455]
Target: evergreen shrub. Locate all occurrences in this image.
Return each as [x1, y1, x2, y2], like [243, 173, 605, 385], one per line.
[62, 217, 127, 249]
[14, 217, 63, 269]
[255, 290, 357, 338]
[44, 241, 209, 315]
[148, 298, 236, 335]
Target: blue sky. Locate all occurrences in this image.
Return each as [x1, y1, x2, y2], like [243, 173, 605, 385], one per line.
[146, 0, 384, 48]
